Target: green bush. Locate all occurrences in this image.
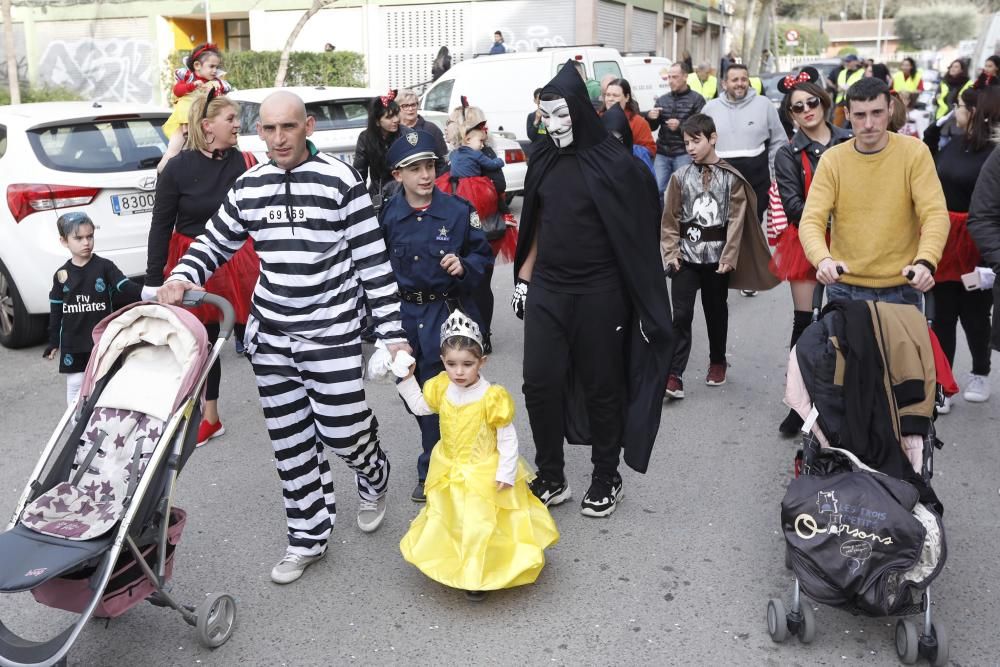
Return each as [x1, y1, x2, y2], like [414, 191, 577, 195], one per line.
[895, 4, 977, 50]
[163, 50, 366, 96]
[0, 85, 82, 105]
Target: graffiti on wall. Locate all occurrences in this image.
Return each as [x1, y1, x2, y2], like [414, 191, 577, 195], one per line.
[39, 38, 156, 103]
[499, 26, 568, 53]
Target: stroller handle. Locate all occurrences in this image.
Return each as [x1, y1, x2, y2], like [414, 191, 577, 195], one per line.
[811, 269, 936, 323]
[182, 291, 236, 340]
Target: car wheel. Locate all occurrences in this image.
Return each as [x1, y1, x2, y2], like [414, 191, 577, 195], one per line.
[0, 260, 47, 349]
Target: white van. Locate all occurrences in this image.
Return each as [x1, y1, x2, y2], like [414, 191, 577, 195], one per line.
[622, 55, 673, 112]
[420, 46, 625, 142]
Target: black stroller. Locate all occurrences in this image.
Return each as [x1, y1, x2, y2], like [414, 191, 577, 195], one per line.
[767, 285, 949, 666]
[0, 292, 238, 667]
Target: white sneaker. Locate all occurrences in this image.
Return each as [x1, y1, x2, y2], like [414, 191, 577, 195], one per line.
[270, 548, 326, 585]
[936, 395, 952, 415]
[964, 373, 991, 403]
[357, 495, 387, 533]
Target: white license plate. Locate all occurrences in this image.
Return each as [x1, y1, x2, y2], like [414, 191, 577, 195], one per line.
[111, 191, 156, 215]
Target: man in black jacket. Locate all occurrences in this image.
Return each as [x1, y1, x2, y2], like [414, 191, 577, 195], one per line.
[646, 63, 705, 198]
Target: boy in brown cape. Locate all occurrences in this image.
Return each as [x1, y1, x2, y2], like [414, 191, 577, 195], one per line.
[661, 113, 778, 399]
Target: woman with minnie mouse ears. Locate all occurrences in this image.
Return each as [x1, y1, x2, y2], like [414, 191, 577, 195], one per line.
[770, 67, 855, 436]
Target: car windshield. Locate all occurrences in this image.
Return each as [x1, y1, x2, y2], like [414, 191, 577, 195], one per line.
[27, 118, 167, 173]
[238, 98, 373, 135]
[28, 116, 167, 172]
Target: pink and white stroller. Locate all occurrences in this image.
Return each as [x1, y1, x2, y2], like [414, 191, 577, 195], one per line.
[0, 292, 237, 667]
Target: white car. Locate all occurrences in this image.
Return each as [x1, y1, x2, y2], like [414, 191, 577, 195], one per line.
[229, 86, 525, 200]
[0, 102, 170, 348]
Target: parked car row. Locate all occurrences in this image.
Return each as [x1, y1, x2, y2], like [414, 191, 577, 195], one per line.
[1, 85, 531, 349]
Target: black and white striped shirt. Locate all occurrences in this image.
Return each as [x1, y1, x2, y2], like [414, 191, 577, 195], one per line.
[169, 147, 405, 346]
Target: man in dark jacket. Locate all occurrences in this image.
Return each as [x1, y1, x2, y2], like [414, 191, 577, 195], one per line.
[646, 62, 705, 198]
[966, 146, 1000, 351]
[511, 61, 673, 518]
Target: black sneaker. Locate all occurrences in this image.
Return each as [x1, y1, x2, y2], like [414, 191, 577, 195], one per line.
[528, 476, 572, 506]
[580, 474, 623, 517]
[410, 480, 426, 503]
[778, 409, 804, 437]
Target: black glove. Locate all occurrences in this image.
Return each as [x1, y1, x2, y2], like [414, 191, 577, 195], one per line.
[511, 279, 529, 320]
[42, 345, 58, 359]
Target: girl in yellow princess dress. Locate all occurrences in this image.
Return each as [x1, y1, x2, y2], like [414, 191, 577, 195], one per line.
[396, 310, 559, 600]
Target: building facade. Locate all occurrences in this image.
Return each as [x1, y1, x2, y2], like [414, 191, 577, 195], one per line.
[1, 0, 730, 104]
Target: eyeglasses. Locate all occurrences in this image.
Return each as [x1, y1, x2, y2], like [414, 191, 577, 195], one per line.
[790, 97, 822, 114]
[399, 103, 418, 110]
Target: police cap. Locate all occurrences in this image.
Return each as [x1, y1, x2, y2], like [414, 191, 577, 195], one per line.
[388, 130, 438, 169]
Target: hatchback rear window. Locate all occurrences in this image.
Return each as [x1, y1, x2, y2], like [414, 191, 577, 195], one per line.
[28, 118, 168, 173]
[238, 99, 373, 135]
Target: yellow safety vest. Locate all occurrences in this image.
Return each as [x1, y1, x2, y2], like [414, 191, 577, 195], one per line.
[892, 70, 923, 94]
[836, 68, 865, 104]
[687, 73, 718, 100]
[935, 79, 973, 120]
[750, 77, 763, 94]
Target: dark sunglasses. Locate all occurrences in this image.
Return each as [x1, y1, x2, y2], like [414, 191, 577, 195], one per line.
[790, 97, 822, 114]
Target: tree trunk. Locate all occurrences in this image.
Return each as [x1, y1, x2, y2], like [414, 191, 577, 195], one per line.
[2, 0, 19, 104]
[274, 0, 332, 88]
[749, 0, 772, 74]
[741, 0, 759, 63]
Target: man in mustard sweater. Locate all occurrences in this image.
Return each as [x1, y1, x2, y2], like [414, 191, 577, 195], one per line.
[799, 78, 949, 305]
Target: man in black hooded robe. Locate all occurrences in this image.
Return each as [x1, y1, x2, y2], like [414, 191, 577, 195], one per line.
[511, 61, 673, 517]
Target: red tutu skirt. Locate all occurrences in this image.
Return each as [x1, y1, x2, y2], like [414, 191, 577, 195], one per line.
[769, 224, 818, 282]
[934, 211, 980, 283]
[165, 232, 258, 324]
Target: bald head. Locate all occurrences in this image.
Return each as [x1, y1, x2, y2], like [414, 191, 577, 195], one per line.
[257, 90, 314, 170]
[260, 90, 307, 123]
[599, 73, 617, 95]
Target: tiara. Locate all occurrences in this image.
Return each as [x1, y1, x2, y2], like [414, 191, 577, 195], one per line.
[440, 309, 483, 351]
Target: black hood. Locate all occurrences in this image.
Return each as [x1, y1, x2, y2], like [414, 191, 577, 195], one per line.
[540, 60, 608, 151]
[601, 104, 633, 151]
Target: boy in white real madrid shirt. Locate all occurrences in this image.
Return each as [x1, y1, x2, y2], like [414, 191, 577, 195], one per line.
[45, 212, 142, 406]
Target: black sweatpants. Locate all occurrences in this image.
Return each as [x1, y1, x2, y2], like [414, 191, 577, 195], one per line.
[669, 262, 729, 377]
[522, 284, 628, 482]
[931, 281, 992, 376]
[472, 263, 495, 337]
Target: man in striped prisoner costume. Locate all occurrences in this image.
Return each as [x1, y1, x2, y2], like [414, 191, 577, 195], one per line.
[157, 91, 412, 585]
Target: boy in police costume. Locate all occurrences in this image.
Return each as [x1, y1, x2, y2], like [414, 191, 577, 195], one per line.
[380, 130, 494, 502]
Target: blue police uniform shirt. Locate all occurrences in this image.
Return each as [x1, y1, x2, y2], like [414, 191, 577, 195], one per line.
[379, 187, 494, 369]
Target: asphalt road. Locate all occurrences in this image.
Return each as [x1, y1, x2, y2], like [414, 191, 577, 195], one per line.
[1, 261, 999, 666]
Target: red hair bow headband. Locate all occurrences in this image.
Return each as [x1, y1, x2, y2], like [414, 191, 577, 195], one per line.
[782, 71, 812, 90]
[380, 89, 397, 107]
[192, 43, 219, 61]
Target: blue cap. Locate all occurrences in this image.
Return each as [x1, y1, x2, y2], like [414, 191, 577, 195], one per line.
[844, 54, 860, 63]
[387, 130, 438, 169]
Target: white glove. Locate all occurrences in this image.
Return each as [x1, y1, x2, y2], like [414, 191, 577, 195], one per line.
[366, 340, 393, 381]
[390, 350, 416, 378]
[141, 285, 158, 301]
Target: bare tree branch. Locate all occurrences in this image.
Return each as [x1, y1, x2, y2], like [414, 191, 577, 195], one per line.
[274, 0, 339, 88]
[2, 0, 19, 104]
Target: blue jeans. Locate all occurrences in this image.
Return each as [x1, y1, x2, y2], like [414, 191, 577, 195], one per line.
[654, 153, 693, 197]
[825, 282, 924, 309]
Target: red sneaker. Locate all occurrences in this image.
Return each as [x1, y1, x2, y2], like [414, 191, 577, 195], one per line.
[706, 363, 727, 386]
[196, 419, 225, 448]
[665, 375, 685, 399]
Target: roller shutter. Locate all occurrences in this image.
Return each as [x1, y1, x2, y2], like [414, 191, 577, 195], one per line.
[630, 8, 657, 53]
[596, 1, 626, 52]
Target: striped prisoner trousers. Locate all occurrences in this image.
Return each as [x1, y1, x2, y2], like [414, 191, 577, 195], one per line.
[250, 328, 390, 557]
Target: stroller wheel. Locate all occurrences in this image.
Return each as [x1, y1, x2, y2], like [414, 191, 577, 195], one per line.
[930, 622, 949, 667]
[196, 593, 237, 648]
[797, 601, 816, 644]
[766, 598, 789, 643]
[895, 618, 919, 664]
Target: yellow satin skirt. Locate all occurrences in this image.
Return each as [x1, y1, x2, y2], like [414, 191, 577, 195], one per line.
[400, 452, 559, 591]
